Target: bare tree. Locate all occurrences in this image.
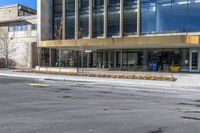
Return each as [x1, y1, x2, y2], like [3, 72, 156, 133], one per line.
[0, 30, 17, 68]
[54, 18, 63, 69]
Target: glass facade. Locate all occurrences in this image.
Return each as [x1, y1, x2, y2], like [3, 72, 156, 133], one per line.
[124, 0, 137, 36]
[48, 0, 200, 72]
[93, 0, 104, 37]
[78, 0, 89, 38]
[53, 0, 62, 39]
[65, 0, 75, 39]
[141, 0, 200, 34]
[52, 0, 200, 38]
[107, 0, 120, 37]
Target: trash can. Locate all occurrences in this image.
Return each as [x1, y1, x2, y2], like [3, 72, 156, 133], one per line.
[151, 63, 157, 72]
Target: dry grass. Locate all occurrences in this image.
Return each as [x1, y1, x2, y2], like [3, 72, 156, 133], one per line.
[16, 69, 177, 81]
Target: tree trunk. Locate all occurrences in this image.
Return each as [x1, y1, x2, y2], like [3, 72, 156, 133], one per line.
[5, 55, 8, 68]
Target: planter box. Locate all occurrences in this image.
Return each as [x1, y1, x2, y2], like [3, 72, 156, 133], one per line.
[35, 67, 78, 73]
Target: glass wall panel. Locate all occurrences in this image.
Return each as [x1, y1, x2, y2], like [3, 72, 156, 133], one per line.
[78, 0, 89, 38]
[93, 0, 104, 37]
[170, 0, 188, 33]
[107, 0, 120, 37]
[124, 0, 137, 36]
[188, 0, 200, 32]
[141, 0, 200, 34]
[53, 0, 62, 39]
[141, 0, 156, 34]
[155, 0, 172, 33]
[65, 0, 75, 39]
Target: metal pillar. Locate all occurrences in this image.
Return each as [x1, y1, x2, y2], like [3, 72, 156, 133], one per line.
[37, 47, 41, 67]
[108, 51, 111, 69]
[87, 53, 90, 68]
[89, 0, 93, 38]
[137, 0, 141, 36]
[120, 0, 124, 37]
[81, 50, 84, 72]
[114, 50, 117, 69]
[49, 48, 52, 67]
[62, 0, 66, 39]
[103, 51, 106, 69]
[75, 0, 79, 39]
[189, 49, 192, 71]
[104, 0, 108, 38]
[143, 50, 148, 70]
[120, 50, 123, 69]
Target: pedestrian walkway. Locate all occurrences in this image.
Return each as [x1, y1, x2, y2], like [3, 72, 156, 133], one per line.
[0, 69, 199, 89]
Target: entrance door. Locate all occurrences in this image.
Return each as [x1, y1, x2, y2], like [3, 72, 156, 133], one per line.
[191, 50, 198, 71]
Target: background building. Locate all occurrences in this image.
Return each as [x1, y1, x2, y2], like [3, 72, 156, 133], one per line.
[38, 0, 200, 72]
[0, 4, 38, 68]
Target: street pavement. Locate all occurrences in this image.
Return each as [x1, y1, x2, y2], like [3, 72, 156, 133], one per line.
[0, 76, 200, 133]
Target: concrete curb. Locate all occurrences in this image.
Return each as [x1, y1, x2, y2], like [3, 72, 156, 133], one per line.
[1, 71, 200, 92]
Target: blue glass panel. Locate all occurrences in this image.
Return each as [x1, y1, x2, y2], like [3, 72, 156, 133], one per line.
[79, 0, 89, 38]
[171, 0, 188, 33]
[53, 0, 62, 39]
[124, 0, 137, 36]
[187, 0, 200, 32]
[93, 0, 104, 37]
[66, 0, 75, 39]
[141, 0, 156, 34]
[108, 0, 120, 37]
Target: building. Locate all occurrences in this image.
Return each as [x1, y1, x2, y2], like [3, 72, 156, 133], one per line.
[0, 4, 38, 68]
[38, 0, 200, 72]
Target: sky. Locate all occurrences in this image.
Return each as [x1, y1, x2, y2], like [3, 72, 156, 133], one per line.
[0, 0, 36, 9]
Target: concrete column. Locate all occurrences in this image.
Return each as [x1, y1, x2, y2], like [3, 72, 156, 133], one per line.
[143, 50, 148, 70]
[108, 51, 111, 69]
[120, 50, 123, 69]
[103, 51, 106, 68]
[49, 48, 52, 67]
[75, 0, 79, 39]
[89, 0, 93, 38]
[114, 50, 117, 69]
[181, 49, 187, 70]
[87, 53, 90, 68]
[104, 0, 108, 38]
[137, 0, 141, 36]
[62, 0, 66, 39]
[120, 0, 124, 37]
[189, 49, 192, 71]
[37, 47, 41, 66]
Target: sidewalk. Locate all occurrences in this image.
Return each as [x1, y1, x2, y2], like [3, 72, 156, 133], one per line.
[0, 69, 199, 89]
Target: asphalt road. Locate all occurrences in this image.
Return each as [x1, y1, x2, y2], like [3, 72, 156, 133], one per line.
[0, 76, 200, 133]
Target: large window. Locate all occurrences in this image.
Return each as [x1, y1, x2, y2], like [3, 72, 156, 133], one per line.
[124, 0, 137, 36]
[141, 0, 200, 34]
[93, 0, 104, 37]
[78, 0, 89, 38]
[53, 0, 62, 39]
[188, 0, 200, 32]
[65, 0, 75, 39]
[107, 0, 120, 37]
[9, 25, 28, 32]
[31, 24, 37, 30]
[141, 0, 156, 34]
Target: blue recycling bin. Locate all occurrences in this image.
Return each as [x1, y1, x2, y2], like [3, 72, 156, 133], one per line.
[150, 63, 157, 72]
